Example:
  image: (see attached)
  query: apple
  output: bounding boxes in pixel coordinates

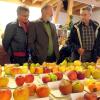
[23,63,28,66]
[36,86,50,98]
[83,69,91,78]
[60,59,67,66]
[88,65,95,73]
[72,81,84,93]
[43,67,51,73]
[0,66,2,76]
[54,72,63,80]
[35,67,43,74]
[59,80,72,95]
[30,66,35,74]
[67,70,77,81]
[10,67,22,77]
[0,77,9,87]
[59,66,66,72]
[15,75,25,86]
[0,88,12,100]
[92,69,100,79]
[13,86,29,100]
[4,64,14,75]
[51,67,59,73]
[49,73,57,81]
[42,75,51,83]
[84,92,97,100]
[77,71,85,80]
[88,82,100,92]
[21,64,28,74]
[26,83,37,96]
[74,60,82,66]
[25,74,34,83]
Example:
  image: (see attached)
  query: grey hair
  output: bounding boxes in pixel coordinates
[17,6,29,15]
[41,4,52,13]
[80,6,92,14]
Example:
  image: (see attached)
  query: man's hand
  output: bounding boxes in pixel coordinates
[78,48,85,56]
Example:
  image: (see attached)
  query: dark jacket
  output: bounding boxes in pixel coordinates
[28,19,59,64]
[68,20,100,61]
[2,21,28,56]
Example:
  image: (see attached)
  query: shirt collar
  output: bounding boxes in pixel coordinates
[81,20,92,26]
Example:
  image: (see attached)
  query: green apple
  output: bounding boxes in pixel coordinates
[49,74,57,81]
[23,63,28,66]
[30,63,36,67]
[35,63,40,67]
[72,81,84,93]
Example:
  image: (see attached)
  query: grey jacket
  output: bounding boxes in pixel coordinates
[2,21,28,56]
[28,19,59,63]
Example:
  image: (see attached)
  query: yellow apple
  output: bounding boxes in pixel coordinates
[30,66,35,74]
[0,77,9,87]
[59,66,66,72]
[13,86,29,100]
[92,69,100,79]
[74,60,82,66]
[0,66,2,76]
[21,66,28,74]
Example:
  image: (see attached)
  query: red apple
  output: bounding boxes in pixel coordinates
[59,80,72,95]
[36,86,50,98]
[26,83,37,96]
[25,74,34,83]
[43,67,51,73]
[15,75,25,86]
[77,71,85,80]
[55,72,63,80]
[42,75,51,83]
[0,88,12,100]
[84,92,97,100]
[67,70,77,81]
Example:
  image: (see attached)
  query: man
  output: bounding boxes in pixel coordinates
[2,6,29,65]
[28,4,59,64]
[68,6,100,62]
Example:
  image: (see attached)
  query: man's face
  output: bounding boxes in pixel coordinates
[18,10,29,23]
[80,10,91,22]
[45,6,53,18]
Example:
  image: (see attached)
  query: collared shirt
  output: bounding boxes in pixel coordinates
[19,21,29,33]
[81,21,95,50]
[43,21,54,57]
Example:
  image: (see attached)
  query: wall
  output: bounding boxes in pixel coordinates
[57,10,100,25]
[92,10,100,24]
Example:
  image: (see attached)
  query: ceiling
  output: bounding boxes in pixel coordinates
[0,0,100,15]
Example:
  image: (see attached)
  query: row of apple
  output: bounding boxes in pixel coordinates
[0,84,50,100]
[59,80,98,100]
[3,64,100,79]
[0,73,100,100]
[0,82,98,100]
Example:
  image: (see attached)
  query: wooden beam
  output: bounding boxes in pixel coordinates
[41,0,51,7]
[66,0,74,26]
[74,0,100,7]
[73,4,86,11]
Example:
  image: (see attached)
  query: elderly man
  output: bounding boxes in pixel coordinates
[2,6,29,65]
[68,6,100,62]
[28,4,59,64]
